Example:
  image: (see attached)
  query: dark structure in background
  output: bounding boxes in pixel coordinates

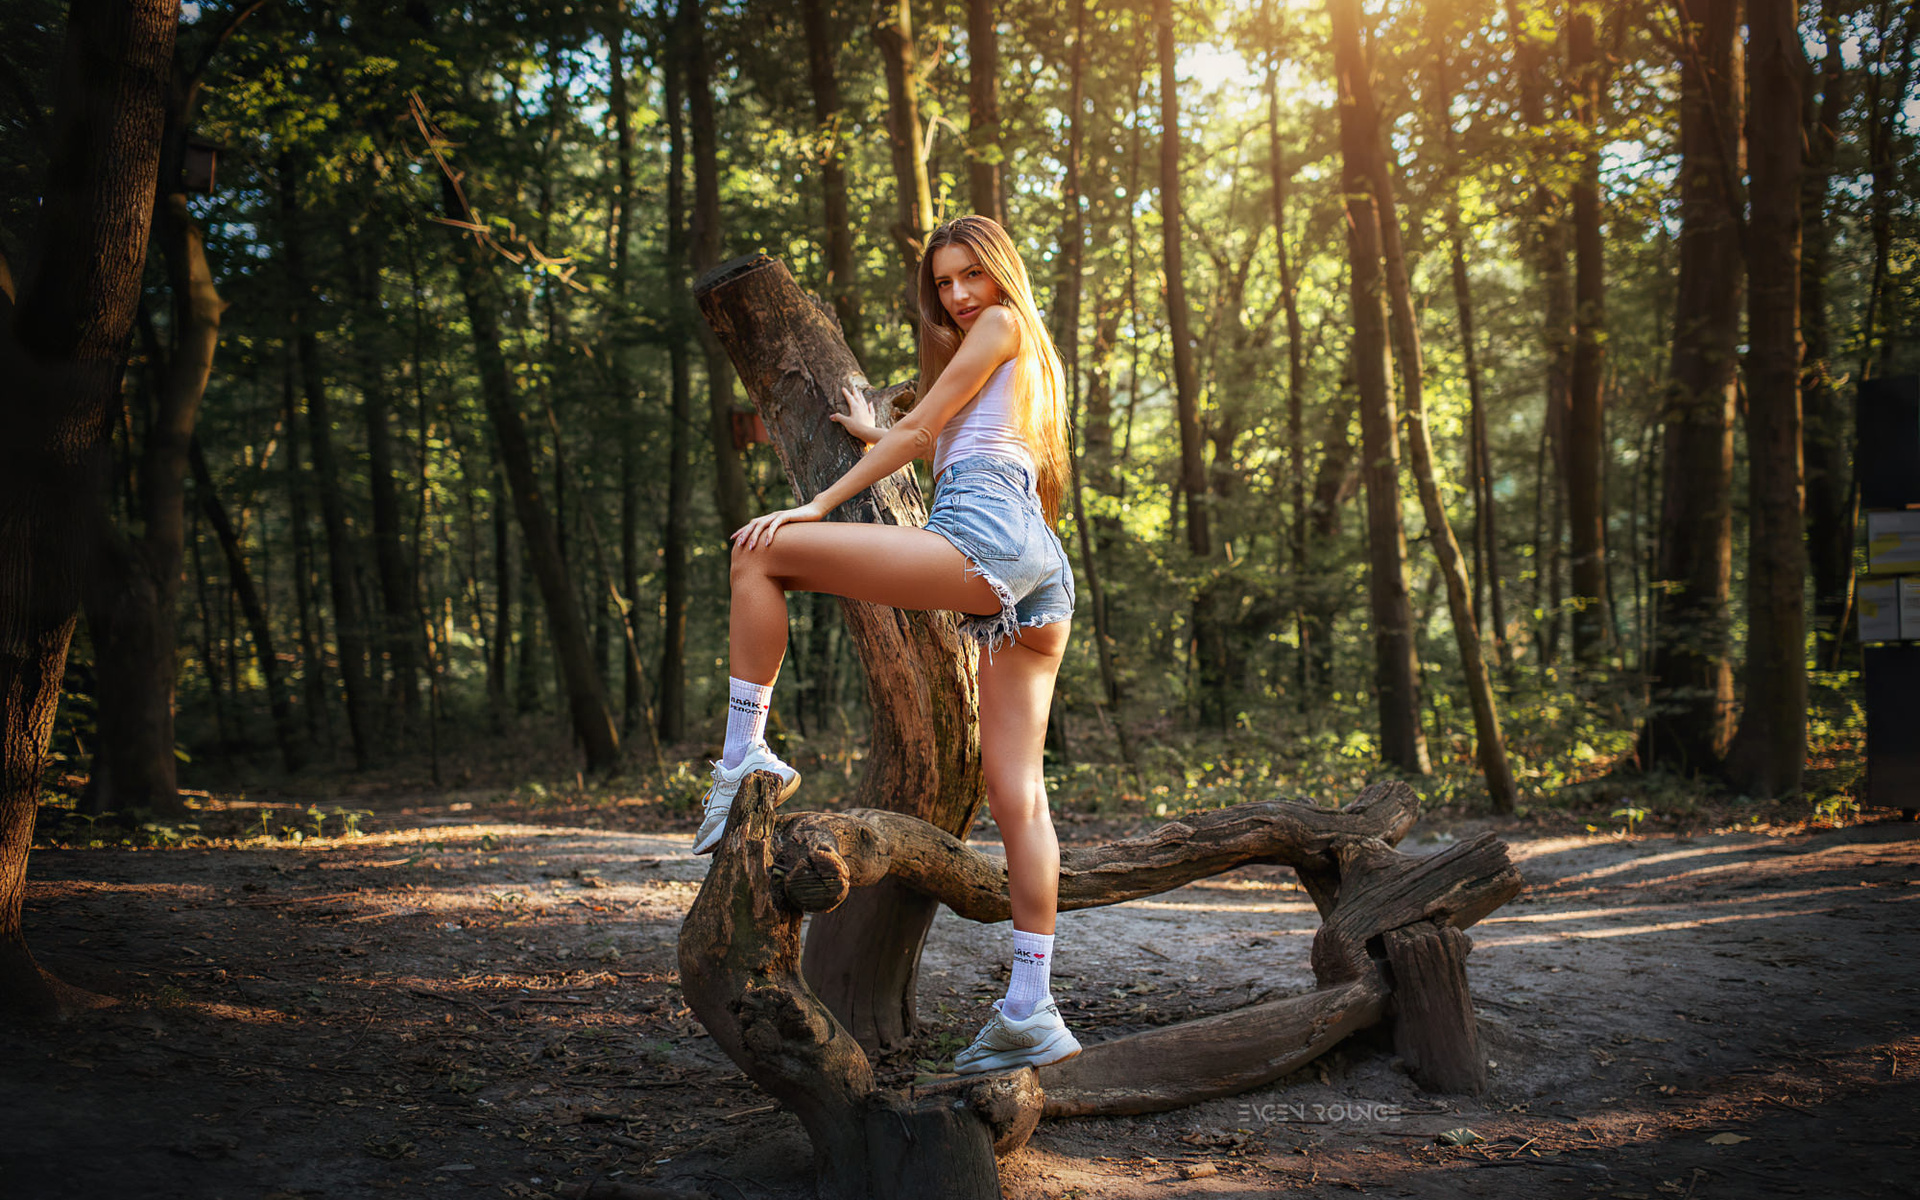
[1858,375,1920,817]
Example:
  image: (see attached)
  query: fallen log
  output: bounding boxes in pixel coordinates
[677,771,1524,1195]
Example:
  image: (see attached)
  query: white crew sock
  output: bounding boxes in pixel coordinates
[722,676,775,768]
[1003,929,1055,1020]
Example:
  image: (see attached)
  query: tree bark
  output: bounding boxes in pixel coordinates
[0,0,178,1018]
[681,0,751,539]
[1566,3,1611,666]
[606,8,646,734]
[966,0,1004,227]
[696,254,986,1052]
[442,177,622,773]
[1725,0,1807,798]
[1328,0,1429,775]
[1156,0,1210,560]
[874,0,935,295]
[1268,49,1313,696]
[1641,0,1742,775]
[280,156,378,770]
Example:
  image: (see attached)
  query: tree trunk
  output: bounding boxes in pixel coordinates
[606,11,645,734]
[800,0,864,361]
[280,156,378,770]
[696,254,986,1052]
[1328,0,1429,776]
[488,485,510,720]
[1302,374,1358,698]
[442,177,622,773]
[1641,0,1742,775]
[86,189,223,817]
[682,0,752,539]
[0,0,178,1018]
[1351,14,1514,810]
[1423,14,1512,677]
[659,7,693,743]
[1268,50,1312,698]
[1157,0,1210,560]
[874,0,935,293]
[191,440,300,772]
[1800,2,1850,664]
[966,0,1004,228]
[1566,4,1611,667]
[349,251,423,735]
[1725,0,1807,798]
[284,347,328,748]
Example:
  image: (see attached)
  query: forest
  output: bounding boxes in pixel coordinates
[3,1,1918,1196]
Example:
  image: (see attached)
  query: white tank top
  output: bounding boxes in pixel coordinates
[931,357,1035,481]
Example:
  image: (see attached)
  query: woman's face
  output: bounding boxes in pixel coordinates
[930,243,1004,333]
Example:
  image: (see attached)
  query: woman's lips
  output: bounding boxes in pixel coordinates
[956,305,978,318]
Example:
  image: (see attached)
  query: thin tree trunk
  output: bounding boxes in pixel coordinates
[800,0,864,360]
[1566,3,1611,667]
[442,177,622,772]
[606,8,645,733]
[683,0,752,538]
[1157,0,1210,560]
[1425,4,1510,677]
[1354,13,1513,809]
[1268,45,1312,699]
[875,0,935,294]
[349,251,422,735]
[1801,1,1850,663]
[660,6,693,743]
[1641,0,1742,775]
[281,157,378,770]
[284,347,326,747]
[1328,0,1429,776]
[0,0,178,1018]
[966,0,1004,227]
[1725,0,1807,798]
[192,440,300,771]
[488,484,510,720]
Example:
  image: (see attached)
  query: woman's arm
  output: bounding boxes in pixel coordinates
[808,307,1019,514]
[827,387,889,447]
[732,307,1019,549]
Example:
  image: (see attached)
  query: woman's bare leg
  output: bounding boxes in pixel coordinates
[728,522,1002,684]
[977,620,1070,934]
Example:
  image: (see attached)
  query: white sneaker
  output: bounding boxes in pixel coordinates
[691,743,800,855]
[952,996,1082,1074]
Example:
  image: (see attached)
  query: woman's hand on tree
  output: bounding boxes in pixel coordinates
[828,385,881,444]
[731,498,828,551]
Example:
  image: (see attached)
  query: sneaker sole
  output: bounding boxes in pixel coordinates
[691,767,802,855]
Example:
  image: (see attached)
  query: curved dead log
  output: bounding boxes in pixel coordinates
[1310,832,1522,984]
[677,772,1014,1199]
[772,780,1421,919]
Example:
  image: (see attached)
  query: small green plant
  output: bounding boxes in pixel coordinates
[304,805,330,838]
[255,808,277,839]
[1611,805,1649,834]
[334,807,374,837]
[1813,795,1858,824]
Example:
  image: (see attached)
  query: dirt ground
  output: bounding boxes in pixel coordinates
[4,787,1919,1200]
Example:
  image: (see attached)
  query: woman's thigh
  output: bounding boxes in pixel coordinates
[733,521,1003,616]
[976,622,1070,799]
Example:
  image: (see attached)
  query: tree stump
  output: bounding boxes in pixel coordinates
[1382,921,1485,1094]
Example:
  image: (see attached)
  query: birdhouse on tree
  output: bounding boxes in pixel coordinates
[182,136,224,195]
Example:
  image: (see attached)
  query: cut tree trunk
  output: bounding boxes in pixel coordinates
[676,774,1521,1193]
[695,254,985,1051]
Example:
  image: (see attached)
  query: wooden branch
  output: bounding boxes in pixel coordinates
[771,781,1421,919]
[1311,832,1523,985]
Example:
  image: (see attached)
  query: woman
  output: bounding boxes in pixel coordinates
[696,215,1082,1074]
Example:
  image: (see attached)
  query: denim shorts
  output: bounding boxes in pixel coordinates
[922,454,1077,660]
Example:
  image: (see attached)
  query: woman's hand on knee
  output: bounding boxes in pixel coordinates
[732,498,828,552]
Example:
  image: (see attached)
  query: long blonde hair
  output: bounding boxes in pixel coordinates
[915,216,1071,525]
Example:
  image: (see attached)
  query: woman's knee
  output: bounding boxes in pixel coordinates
[986,774,1049,827]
